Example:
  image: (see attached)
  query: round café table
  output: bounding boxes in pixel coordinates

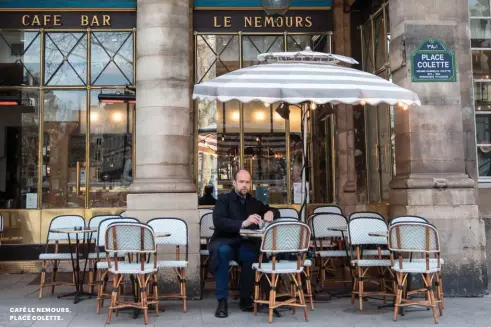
[49,227,96,304]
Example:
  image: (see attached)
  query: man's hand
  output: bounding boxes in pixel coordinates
[264,211,274,222]
[242,214,261,228]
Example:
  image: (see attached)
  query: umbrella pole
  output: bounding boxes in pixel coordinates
[301,103,309,221]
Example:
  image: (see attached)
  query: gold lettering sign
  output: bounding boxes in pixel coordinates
[239,15,314,29]
[21,14,112,27]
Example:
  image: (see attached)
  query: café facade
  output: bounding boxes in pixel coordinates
[0,0,488,298]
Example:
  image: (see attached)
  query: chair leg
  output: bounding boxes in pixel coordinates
[39,261,47,299]
[291,277,296,314]
[358,267,364,311]
[351,276,358,305]
[436,272,444,312]
[181,268,187,313]
[96,269,103,314]
[51,260,59,295]
[153,273,160,317]
[253,271,260,316]
[138,274,149,325]
[88,260,95,294]
[425,273,439,324]
[106,273,119,325]
[268,274,277,324]
[393,272,404,322]
[296,272,308,322]
[305,267,314,311]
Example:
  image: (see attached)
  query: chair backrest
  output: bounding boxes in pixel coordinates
[199,208,213,219]
[388,222,440,253]
[47,215,86,241]
[349,211,385,221]
[105,222,156,253]
[119,211,128,217]
[277,208,299,220]
[261,221,311,253]
[310,213,348,239]
[348,217,388,246]
[313,205,342,215]
[88,215,121,240]
[200,212,214,239]
[97,217,139,248]
[148,218,188,246]
[390,216,429,225]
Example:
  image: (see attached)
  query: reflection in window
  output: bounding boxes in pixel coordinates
[476,113,491,178]
[469,0,491,16]
[89,90,133,207]
[44,33,87,86]
[243,101,287,204]
[0,90,39,209]
[242,36,284,67]
[286,34,330,52]
[91,32,133,85]
[196,35,239,83]
[0,31,40,86]
[42,90,86,208]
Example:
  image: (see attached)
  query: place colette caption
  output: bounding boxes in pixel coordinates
[9,307,70,321]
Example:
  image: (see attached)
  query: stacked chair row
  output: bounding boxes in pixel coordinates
[38,214,189,325]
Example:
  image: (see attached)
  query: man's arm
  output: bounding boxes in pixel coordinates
[258,201,280,219]
[213,197,243,233]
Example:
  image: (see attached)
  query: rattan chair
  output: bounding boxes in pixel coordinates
[38,215,86,299]
[105,222,158,325]
[388,222,443,323]
[310,213,350,288]
[313,205,342,215]
[277,208,300,220]
[252,221,311,323]
[148,218,189,312]
[87,215,121,294]
[348,217,393,311]
[93,217,139,314]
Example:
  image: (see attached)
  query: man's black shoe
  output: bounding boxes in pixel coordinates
[215,300,228,318]
[240,297,254,312]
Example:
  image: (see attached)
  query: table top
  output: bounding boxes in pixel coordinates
[368,231,388,237]
[155,233,171,238]
[240,229,264,238]
[50,228,97,234]
[328,226,348,232]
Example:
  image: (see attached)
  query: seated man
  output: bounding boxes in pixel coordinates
[209,169,279,318]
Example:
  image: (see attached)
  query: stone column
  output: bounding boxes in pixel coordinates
[126,0,200,298]
[333,0,358,215]
[388,0,487,296]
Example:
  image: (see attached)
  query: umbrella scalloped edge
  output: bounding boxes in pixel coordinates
[192,94,422,107]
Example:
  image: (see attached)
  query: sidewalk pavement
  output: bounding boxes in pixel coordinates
[0,273,489,327]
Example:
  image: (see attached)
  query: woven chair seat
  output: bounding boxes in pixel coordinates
[157,260,188,268]
[39,253,82,260]
[351,259,392,267]
[316,250,348,257]
[392,260,440,273]
[200,249,209,256]
[362,249,391,256]
[409,258,444,265]
[253,262,304,274]
[108,262,158,274]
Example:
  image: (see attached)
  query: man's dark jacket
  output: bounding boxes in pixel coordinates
[208,191,280,272]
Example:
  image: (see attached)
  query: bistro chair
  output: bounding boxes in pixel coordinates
[348,217,393,311]
[349,211,385,221]
[277,208,300,220]
[148,218,189,312]
[310,213,350,288]
[388,222,443,323]
[93,217,139,313]
[199,208,213,219]
[252,221,311,323]
[105,222,159,325]
[119,211,128,217]
[390,215,429,225]
[38,215,86,299]
[313,205,342,215]
[389,216,444,310]
[87,215,121,294]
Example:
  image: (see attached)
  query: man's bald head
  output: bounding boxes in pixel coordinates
[234,169,252,196]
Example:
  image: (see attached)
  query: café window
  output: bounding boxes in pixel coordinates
[195,31,332,204]
[0,24,135,209]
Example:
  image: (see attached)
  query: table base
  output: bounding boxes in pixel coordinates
[57,291,96,304]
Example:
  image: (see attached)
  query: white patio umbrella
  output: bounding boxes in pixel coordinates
[193,47,421,219]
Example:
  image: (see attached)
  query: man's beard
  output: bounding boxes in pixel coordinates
[236,188,248,196]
